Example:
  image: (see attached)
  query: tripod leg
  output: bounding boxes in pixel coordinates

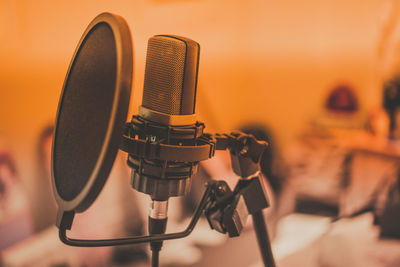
[252,211,276,267]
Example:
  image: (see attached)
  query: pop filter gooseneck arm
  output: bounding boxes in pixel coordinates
[57,183,213,246]
[57,131,276,267]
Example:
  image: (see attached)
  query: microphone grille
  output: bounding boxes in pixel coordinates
[142,35,199,116]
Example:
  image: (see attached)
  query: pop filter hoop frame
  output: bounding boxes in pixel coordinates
[51,12,133,213]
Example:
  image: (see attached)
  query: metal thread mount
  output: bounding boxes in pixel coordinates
[130,170,192,200]
[149,200,169,219]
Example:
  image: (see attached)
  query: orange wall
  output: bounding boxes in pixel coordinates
[0,0,389,190]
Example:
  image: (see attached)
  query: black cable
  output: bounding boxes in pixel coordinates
[252,211,276,267]
[151,249,159,267]
[148,217,167,267]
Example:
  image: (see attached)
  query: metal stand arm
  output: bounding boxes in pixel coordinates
[212,132,276,267]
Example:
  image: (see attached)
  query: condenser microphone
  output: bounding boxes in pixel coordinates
[122,35,212,264]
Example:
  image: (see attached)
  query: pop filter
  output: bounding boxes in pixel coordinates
[51,12,133,213]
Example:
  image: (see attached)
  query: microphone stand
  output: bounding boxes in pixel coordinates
[253,210,275,267]
[56,131,276,267]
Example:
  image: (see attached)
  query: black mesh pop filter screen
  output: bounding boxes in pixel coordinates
[54,23,116,202]
[52,13,133,212]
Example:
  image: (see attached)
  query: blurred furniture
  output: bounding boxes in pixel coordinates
[0,148,34,251]
[0,213,32,250]
[286,129,400,218]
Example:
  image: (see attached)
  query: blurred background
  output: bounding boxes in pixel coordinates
[2,0,400,266]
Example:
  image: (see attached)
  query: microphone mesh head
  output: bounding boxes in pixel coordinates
[142,35,199,115]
